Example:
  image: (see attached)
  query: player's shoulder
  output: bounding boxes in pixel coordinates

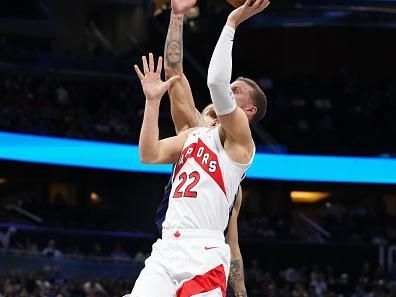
[178,127,199,137]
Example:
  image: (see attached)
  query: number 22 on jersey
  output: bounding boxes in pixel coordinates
[173,171,200,198]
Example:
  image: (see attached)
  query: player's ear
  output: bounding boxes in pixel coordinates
[246,105,257,118]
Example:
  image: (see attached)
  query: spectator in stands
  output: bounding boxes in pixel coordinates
[42,240,62,258]
[133,251,148,263]
[83,279,107,297]
[291,282,309,297]
[310,272,327,297]
[110,242,129,260]
[2,278,15,297]
[49,267,64,287]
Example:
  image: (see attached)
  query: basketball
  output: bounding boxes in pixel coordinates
[226,0,255,8]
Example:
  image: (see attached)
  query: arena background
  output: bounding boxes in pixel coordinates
[1,0,396,296]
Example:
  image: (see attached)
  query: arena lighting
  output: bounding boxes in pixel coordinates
[290,191,330,203]
[0,131,396,184]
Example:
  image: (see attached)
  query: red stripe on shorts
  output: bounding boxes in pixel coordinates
[176,264,226,297]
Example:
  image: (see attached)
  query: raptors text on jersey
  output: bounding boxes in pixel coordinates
[162,127,255,232]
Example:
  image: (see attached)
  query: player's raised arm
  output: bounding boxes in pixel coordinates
[164,0,202,134]
[207,0,269,161]
[135,53,189,164]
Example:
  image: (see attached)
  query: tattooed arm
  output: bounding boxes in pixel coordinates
[226,187,247,297]
[164,0,202,134]
[164,11,184,74]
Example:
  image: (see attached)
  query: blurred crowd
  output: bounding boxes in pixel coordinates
[0,72,142,144]
[4,195,396,247]
[322,203,396,245]
[0,67,395,156]
[0,31,135,74]
[0,268,131,297]
[3,234,149,263]
[261,71,396,155]
[1,5,396,157]
[2,261,396,297]
[236,204,396,244]
[0,69,186,144]
[244,260,396,297]
[1,203,396,264]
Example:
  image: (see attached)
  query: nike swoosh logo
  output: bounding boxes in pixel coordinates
[204,246,218,250]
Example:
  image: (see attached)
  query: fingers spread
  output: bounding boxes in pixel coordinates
[244,0,254,7]
[142,56,149,74]
[156,56,163,74]
[134,65,144,80]
[149,53,155,72]
[259,0,270,11]
[252,0,265,9]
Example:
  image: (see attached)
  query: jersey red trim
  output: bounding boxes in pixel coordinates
[173,138,226,196]
[176,264,226,297]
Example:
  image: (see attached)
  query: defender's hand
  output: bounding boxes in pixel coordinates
[227,0,270,28]
[134,53,180,101]
[171,0,197,14]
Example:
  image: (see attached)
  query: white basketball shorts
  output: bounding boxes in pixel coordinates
[130,229,231,297]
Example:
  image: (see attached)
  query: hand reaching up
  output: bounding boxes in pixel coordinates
[171,0,197,14]
[227,0,270,29]
[134,53,180,101]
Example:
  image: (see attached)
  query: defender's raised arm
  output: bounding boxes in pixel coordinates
[135,53,189,164]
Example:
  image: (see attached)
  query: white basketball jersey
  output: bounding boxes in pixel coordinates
[162,126,255,232]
